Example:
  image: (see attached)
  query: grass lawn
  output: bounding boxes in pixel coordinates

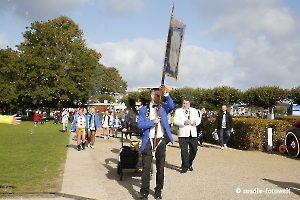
[0,121,69,197]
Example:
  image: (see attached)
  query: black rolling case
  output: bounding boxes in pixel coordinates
[117,130,143,181]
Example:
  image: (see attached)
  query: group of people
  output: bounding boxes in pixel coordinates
[0,84,234,200]
[133,85,234,199]
[102,110,122,139]
[70,107,101,151]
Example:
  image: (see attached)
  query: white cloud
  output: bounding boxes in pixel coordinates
[194,0,300,90]
[88,38,234,91]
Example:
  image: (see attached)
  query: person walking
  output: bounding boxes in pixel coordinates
[33,111,40,126]
[61,109,69,132]
[214,105,234,150]
[135,85,174,200]
[122,99,143,139]
[102,111,110,139]
[108,111,115,137]
[112,115,122,138]
[174,99,201,173]
[70,109,87,151]
[86,107,100,148]
[197,106,208,147]
[41,111,47,124]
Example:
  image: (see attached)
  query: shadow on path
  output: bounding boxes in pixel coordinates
[263,178,300,196]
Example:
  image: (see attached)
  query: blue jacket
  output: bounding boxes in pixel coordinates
[70,113,88,132]
[112,118,122,128]
[86,113,101,130]
[138,94,174,151]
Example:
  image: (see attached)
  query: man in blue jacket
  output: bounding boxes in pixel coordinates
[135,85,174,200]
[86,107,100,149]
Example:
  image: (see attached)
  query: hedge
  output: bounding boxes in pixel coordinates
[170,116,300,151]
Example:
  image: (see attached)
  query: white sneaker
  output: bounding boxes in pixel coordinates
[221,147,224,150]
[224,144,227,149]
[91,145,94,149]
[87,143,91,148]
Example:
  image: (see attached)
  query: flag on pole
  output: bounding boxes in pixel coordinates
[164,8,186,81]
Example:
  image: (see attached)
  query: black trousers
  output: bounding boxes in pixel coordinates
[178,136,198,171]
[140,138,166,196]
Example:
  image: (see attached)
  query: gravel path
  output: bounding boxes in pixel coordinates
[3,128,300,199]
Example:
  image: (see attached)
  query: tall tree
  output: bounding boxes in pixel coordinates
[88,64,127,97]
[16,16,102,107]
[0,48,20,112]
[206,86,241,110]
[289,86,300,104]
[243,86,289,109]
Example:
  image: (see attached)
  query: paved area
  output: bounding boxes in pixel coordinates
[2,128,300,199]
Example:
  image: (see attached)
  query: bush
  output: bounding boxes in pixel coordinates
[203,118,294,151]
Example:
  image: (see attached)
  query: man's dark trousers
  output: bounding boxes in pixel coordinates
[179,136,198,171]
[140,138,166,197]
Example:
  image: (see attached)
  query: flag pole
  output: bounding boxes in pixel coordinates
[161,3,174,86]
[152,4,174,154]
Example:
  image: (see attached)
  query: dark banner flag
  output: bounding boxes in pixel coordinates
[164,10,186,80]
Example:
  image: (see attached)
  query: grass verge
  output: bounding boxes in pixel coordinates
[0,121,69,197]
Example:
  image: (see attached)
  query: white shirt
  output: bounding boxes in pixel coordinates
[149,103,164,139]
[76,115,86,129]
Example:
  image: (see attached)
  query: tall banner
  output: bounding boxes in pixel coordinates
[164,7,186,81]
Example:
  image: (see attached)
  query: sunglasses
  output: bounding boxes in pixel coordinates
[135,104,141,107]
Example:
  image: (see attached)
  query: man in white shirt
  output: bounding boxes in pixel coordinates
[174,99,201,173]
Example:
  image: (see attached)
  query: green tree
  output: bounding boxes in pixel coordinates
[0,48,20,113]
[16,16,102,108]
[88,64,127,98]
[289,86,300,104]
[169,87,196,109]
[206,86,241,110]
[243,86,289,110]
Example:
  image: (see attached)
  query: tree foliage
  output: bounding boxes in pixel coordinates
[289,86,300,104]
[16,16,102,107]
[243,86,288,109]
[0,48,20,112]
[123,86,289,112]
[89,64,127,96]
[206,86,242,110]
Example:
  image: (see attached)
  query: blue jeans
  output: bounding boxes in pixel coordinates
[219,128,230,147]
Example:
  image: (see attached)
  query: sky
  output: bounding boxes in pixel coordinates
[0,0,300,92]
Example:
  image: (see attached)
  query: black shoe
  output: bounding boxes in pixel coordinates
[135,191,148,200]
[189,166,194,171]
[77,145,81,151]
[154,193,162,199]
[181,169,188,173]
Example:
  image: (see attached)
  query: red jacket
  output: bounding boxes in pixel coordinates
[34,113,40,122]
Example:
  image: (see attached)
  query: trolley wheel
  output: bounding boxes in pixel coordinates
[285,128,300,157]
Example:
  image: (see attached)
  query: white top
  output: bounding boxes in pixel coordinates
[76,116,86,129]
[174,107,201,137]
[149,103,164,139]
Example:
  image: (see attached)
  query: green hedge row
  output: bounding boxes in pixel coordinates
[170,116,300,151]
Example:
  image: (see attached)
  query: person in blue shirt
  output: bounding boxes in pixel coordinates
[135,85,174,200]
[86,107,100,149]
